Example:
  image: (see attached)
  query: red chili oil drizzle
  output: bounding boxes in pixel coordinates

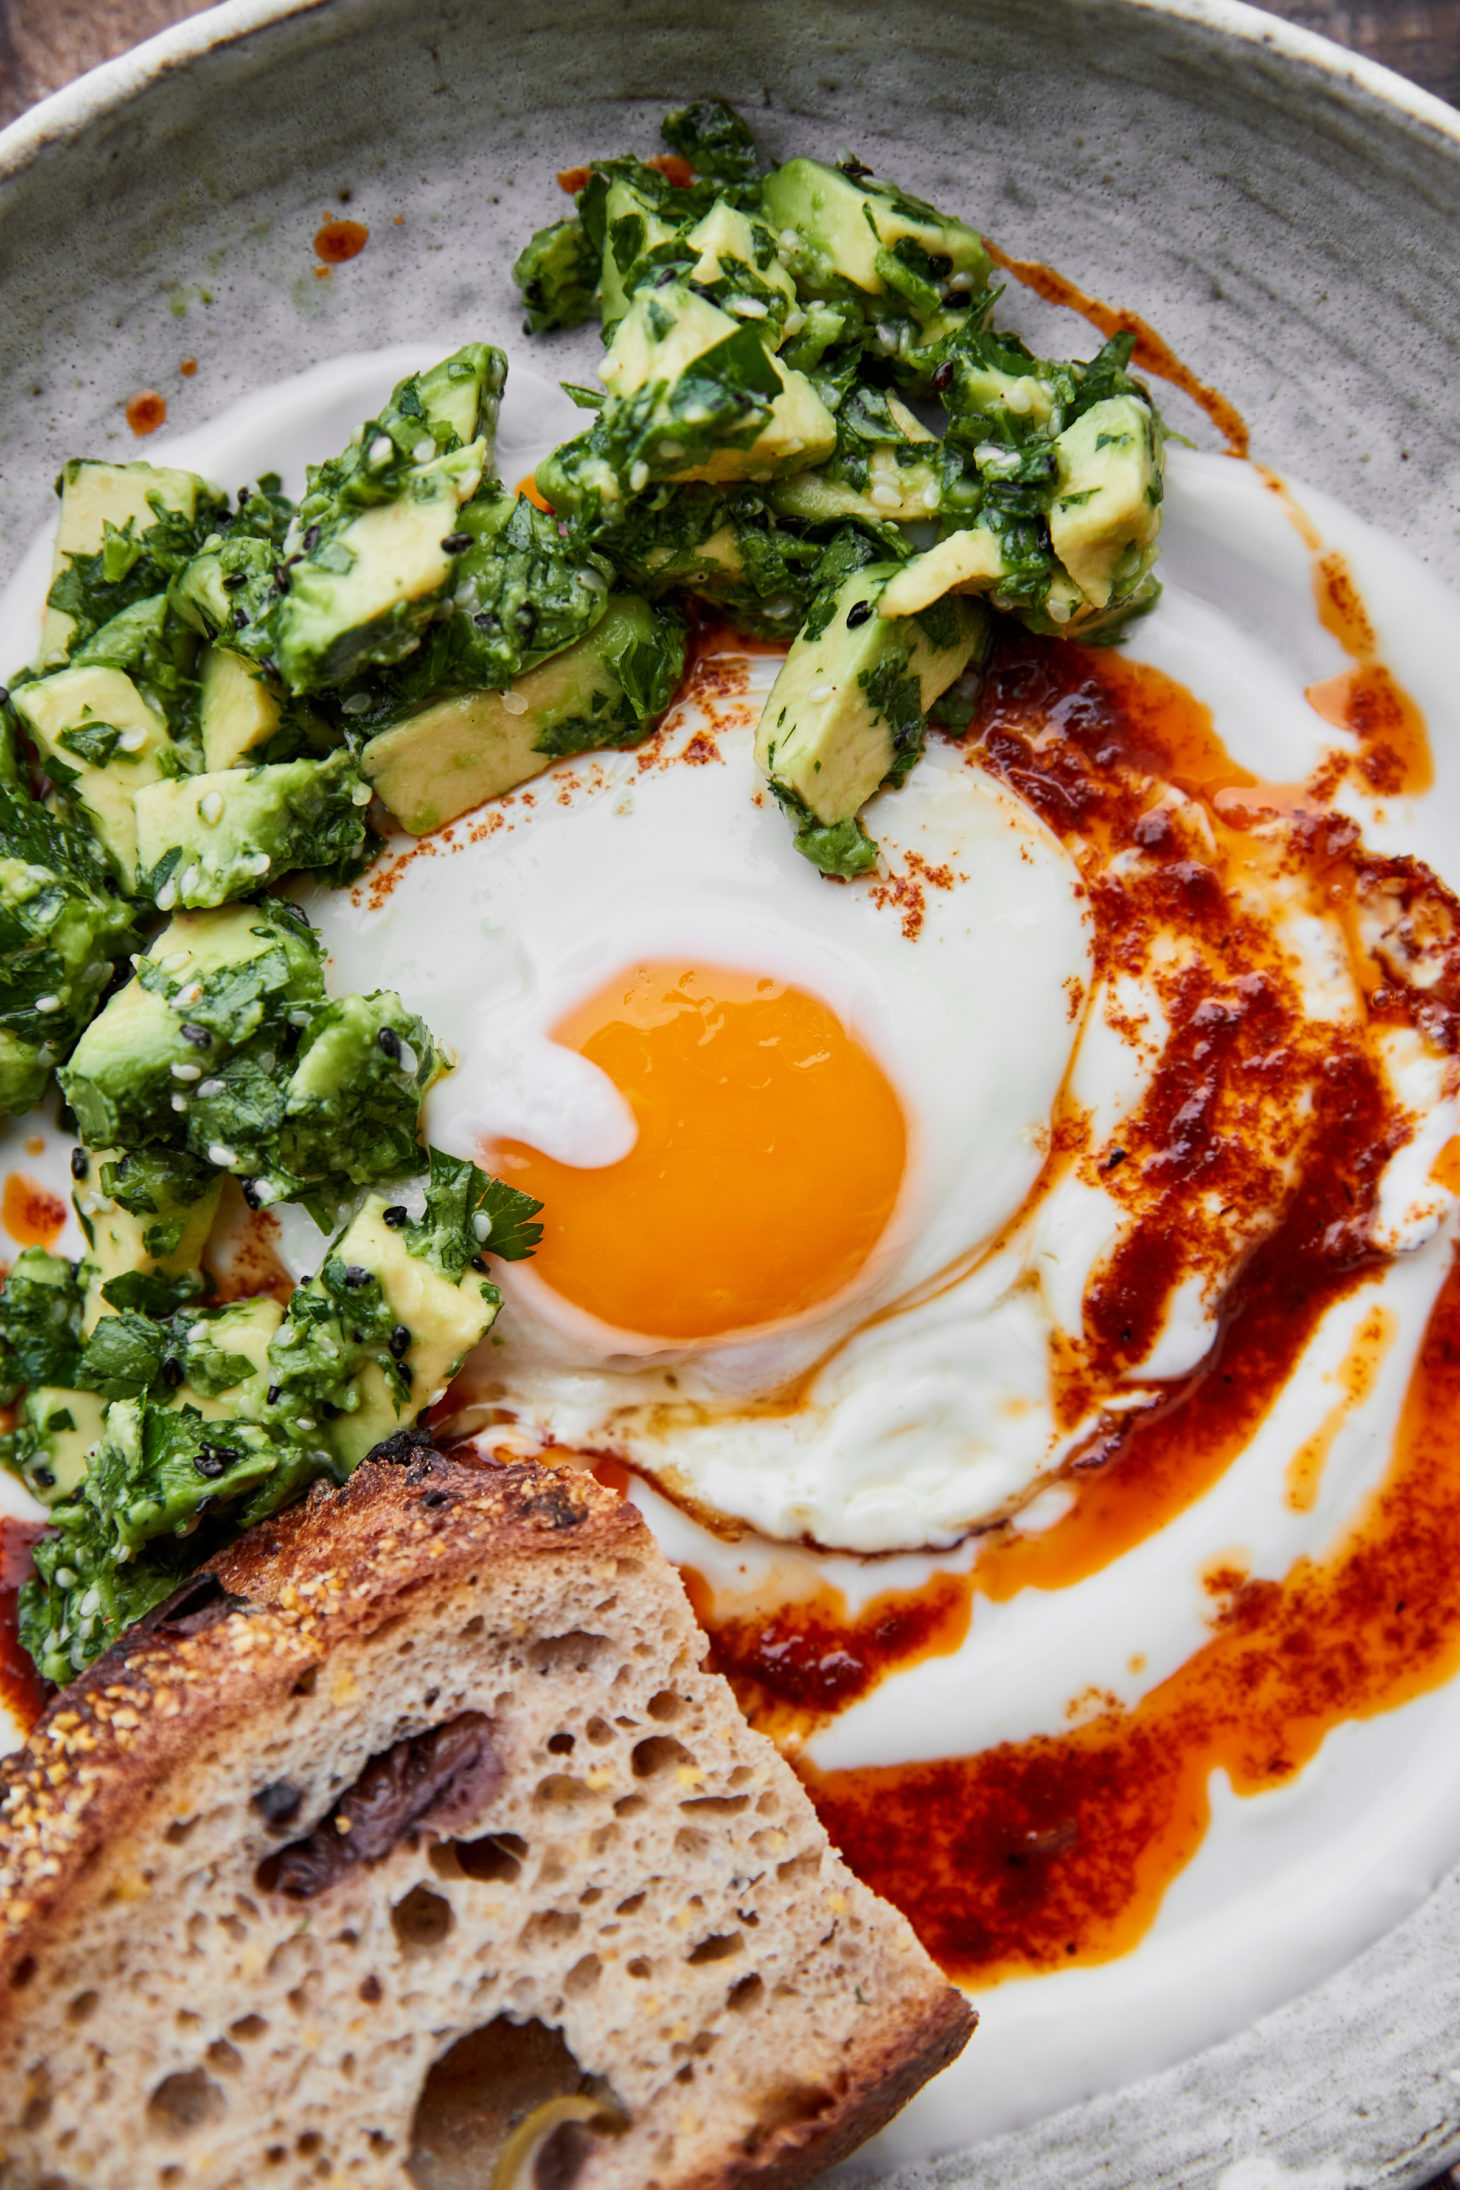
[314,218,369,265]
[1,1174,66,1250]
[0,1523,49,1733]
[800,1244,1460,1984]
[984,241,1250,460]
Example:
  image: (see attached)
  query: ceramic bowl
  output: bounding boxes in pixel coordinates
[1,2,1458,2182]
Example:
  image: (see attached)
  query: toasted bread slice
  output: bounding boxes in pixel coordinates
[0,1449,973,2188]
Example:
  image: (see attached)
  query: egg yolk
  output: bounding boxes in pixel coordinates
[493,962,907,1341]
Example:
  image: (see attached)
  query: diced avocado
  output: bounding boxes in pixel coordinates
[878,525,1010,616]
[513,218,600,334]
[756,562,987,829]
[73,1145,223,1329]
[170,1295,284,1422]
[41,459,219,668]
[60,900,324,1152]
[597,172,688,332]
[274,442,485,692]
[267,1193,502,1472]
[0,785,137,1114]
[134,751,371,909]
[760,158,991,315]
[248,989,442,1217]
[199,647,284,770]
[0,1247,85,1402]
[681,201,797,345]
[362,593,685,834]
[12,1386,107,1502]
[1048,395,1163,613]
[414,344,504,450]
[170,533,280,668]
[771,389,941,525]
[11,664,172,885]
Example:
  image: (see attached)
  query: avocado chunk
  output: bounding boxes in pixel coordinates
[679,200,798,348]
[770,386,941,525]
[761,157,991,319]
[275,442,487,692]
[133,751,371,909]
[40,458,225,669]
[591,165,700,333]
[199,647,284,770]
[60,900,325,1154]
[756,561,989,863]
[0,783,137,1115]
[362,593,685,834]
[257,347,503,694]
[6,1385,108,1504]
[1048,395,1164,613]
[0,1247,85,1401]
[11,664,174,885]
[592,283,837,490]
[245,989,442,1221]
[265,1153,538,1472]
[513,217,600,334]
[73,1145,224,1328]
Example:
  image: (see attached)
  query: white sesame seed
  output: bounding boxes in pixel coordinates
[578,567,606,591]
[244,851,272,876]
[471,1211,493,1242]
[628,461,650,493]
[500,690,529,717]
[657,440,685,461]
[175,981,203,1006]
[77,1588,99,1618]
[171,1063,201,1083]
[412,438,435,461]
[198,790,225,825]
[34,993,60,1013]
[180,864,201,896]
[869,481,902,510]
[921,480,942,510]
[171,1094,190,1113]
[155,879,178,912]
[295,1417,317,1431]
[368,433,393,465]
[350,781,372,806]
[116,727,147,753]
[780,228,800,251]
[197,1078,225,1097]
[53,1567,77,1591]
[728,296,767,319]
[808,681,836,704]
[947,270,975,292]
[397,1040,418,1077]
[341,692,372,715]
[207,1143,238,1168]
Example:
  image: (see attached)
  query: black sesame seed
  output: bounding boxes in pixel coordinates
[162,1359,184,1389]
[33,1466,54,1490]
[231,607,249,629]
[472,611,498,630]
[470,1255,487,1274]
[838,155,873,180]
[381,1205,408,1229]
[439,531,472,553]
[179,1022,211,1047]
[319,1400,342,1420]
[342,1264,370,1288]
[846,600,873,629]
[514,603,537,639]
[193,1445,237,1480]
[303,524,321,552]
[388,1324,410,1359]
[69,1148,88,1180]
[273,564,292,594]
[241,1180,262,1211]
[397,1362,414,1388]
[266,1385,282,1405]
[376,1025,402,1061]
[221,570,247,590]
[277,901,312,927]
[932,361,955,393]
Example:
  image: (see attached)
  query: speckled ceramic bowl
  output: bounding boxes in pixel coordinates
[1,3,1459,2183]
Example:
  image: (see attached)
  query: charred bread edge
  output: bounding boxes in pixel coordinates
[0,1449,976,2185]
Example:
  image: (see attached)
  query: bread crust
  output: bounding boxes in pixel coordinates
[0,1449,974,2188]
[0,1452,632,1996]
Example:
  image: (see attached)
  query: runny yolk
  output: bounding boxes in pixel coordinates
[492,962,908,1342]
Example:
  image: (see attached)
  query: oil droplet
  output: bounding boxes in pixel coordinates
[180,357,198,378]
[314,217,369,265]
[125,390,167,436]
[2,1173,66,1248]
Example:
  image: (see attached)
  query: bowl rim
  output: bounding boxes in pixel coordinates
[1,0,1458,189]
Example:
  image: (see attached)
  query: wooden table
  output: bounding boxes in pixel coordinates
[1,0,1458,125]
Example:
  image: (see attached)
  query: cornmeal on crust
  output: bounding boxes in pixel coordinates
[0,1449,973,2189]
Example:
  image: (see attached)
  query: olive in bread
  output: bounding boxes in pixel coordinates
[0,1449,973,2188]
